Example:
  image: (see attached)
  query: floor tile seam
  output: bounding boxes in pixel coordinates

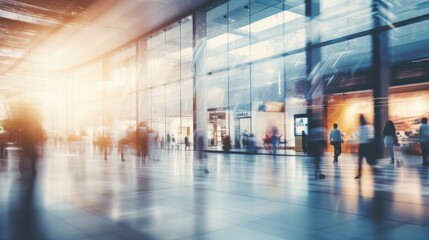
[235,218,350,240]
[358,224,407,240]
[183,187,429,224]
[315,215,404,233]
[33,172,429,209]
[47,200,147,238]
[298,188,429,208]
[241,212,421,239]
[164,186,344,216]
[173,224,288,240]
[40,210,92,238]
[360,221,429,238]
[311,209,428,228]
[406,217,429,228]
[39,162,428,178]
[41,186,150,226]
[168,182,425,210]
[183,180,429,208]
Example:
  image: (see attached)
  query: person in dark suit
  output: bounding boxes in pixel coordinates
[302,131,308,154]
[309,121,326,179]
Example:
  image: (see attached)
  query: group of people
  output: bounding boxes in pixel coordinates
[121,122,193,161]
[310,115,429,180]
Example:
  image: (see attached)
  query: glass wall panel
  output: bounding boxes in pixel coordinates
[151,86,165,137]
[285,52,307,149]
[320,36,372,91]
[389,0,429,22]
[148,32,166,87]
[206,3,229,72]
[284,1,305,52]
[166,82,181,146]
[139,16,194,149]
[318,0,372,41]
[181,18,194,80]
[251,58,285,148]
[181,79,193,146]
[181,17,194,147]
[228,0,250,66]
[390,20,429,64]
[229,65,250,149]
[67,61,104,149]
[206,71,228,109]
[250,1,284,61]
[105,45,137,145]
[165,23,181,84]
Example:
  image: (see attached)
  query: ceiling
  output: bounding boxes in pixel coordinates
[0,0,210,93]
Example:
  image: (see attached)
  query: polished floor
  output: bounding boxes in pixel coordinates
[1,145,429,240]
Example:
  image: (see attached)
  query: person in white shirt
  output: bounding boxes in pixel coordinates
[355,114,374,179]
[330,123,342,163]
[419,117,429,166]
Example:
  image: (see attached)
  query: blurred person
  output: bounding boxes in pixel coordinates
[160,136,165,149]
[302,131,308,154]
[118,139,126,161]
[9,105,45,174]
[195,130,209,174]
[10,162,40,240]
[355,114,375,179]
[148,129,159,161]
[419,117,429,166]
[383,120,398,164]
[263,134,271,150]
[270,124,280,156]
[309,121,326,179]
[246,133,257,153]
[166,133,171,150]
[242,130,249,149]
[330,123,342,163]
[172,134,176,150]
[0,129,9,158]
[118,131,131,161]
[137,122,149,160]
[100,134,112,161]
[184,135,190,151]
[222,135,232,152]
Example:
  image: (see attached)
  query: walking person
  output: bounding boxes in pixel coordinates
[330,123,342,163]
[270,124,280,156]
[172,135,176,150]
[302,131,308,154]
[184,135,190,151]
[309,121,326,179]
[383,120,398,164]
[166,133,171,150]
[138,122,149,160]
[195,130,209,174]
[419,117,429,166]
[355,114,374,179]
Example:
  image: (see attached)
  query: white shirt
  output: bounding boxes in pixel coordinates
[359,124,374,144]
[330,129,342,142]
[420,124,429,142]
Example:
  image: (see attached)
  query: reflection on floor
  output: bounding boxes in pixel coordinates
[1,146,429,240]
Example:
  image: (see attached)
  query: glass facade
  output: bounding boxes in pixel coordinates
[62,0,429,154]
